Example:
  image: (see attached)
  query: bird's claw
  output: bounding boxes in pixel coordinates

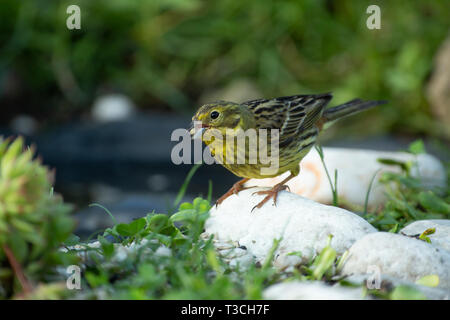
[251,185,289,212]
[215,179,254,208]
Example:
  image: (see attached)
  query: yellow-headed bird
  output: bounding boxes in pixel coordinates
[190,93,386,210]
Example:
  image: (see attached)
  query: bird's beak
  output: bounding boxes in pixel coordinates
[189,122,209,140]
[191,127,205,140]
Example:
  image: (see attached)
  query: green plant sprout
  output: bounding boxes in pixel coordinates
[364,169,382,215]
[315,144,339,207]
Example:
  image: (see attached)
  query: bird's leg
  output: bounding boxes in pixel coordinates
[216,178,255,207]
[251,173,296,211]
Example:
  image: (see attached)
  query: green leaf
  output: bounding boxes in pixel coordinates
[377,158,408,172]
[377,213,401,226]
[390,285,427,300]
[408,140,426,155]
[312,246,336,280]
[169,209,197,223]
[64,234,81,246]
[311,236,336,280]
[189,197,211,214]
[418,191,450,214]
[99,236,114,258]
[388,224,399,233]
[8,232,28,263]
[116,218,147,237]
[115,224,132,237]
[0,267,12,278]
[130,218,146,233]
[152,233,173,247]
[52,215,75,241]
[22,231,44,246]
[287,251,303,257]
[148,214,170,233]
[10,218,34,234]
[206,249,222,274]
[415,275,439,287]
[85,271,108,288]
[179,202,193,211]
[1,138,23,177]
[419,228,435,243]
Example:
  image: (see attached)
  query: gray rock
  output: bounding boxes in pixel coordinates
[245,148,447,209]
[343,274,450,300]
[204,188,376,269]
[200,237,256,269]
[400,220,450,252]
[340,232,450,289]
[92,94,136,122]
[263,281,367,300]
[10,115,38,135]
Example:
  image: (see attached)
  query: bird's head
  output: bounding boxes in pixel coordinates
[190,101,252,140]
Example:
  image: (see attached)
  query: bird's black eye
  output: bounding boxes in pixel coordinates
[210,111,220,119]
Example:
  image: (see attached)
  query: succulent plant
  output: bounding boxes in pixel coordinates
[0,136,77,298]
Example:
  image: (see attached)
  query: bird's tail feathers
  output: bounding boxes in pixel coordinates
[322,99,387,122]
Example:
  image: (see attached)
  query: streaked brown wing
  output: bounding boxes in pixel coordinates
[243,93,332,138]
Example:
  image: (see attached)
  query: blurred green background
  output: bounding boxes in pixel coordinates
[1,0,449,139]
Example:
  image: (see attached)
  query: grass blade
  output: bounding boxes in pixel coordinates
[173,164,202,209]
[89,203,117,225]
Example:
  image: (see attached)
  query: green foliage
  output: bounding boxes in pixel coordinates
[286,235,345,284]
[0,137,77,299]
[309,235,337,281]
[67,197,279,299]
[363,141,450,231]
[1,1,448,137]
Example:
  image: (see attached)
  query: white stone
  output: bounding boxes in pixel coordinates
[154,245,172,257]
[92,94,136,122]
[343,274,450,300]
[400,220,450,252]
[204,188,376,269]
[219,246,254,269]
[340,232,450,289]
[245,147,446,209]
[263,281,367,300]
[10,115,38,135]
[113,246,129,262]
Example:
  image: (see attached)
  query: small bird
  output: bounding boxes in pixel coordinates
[190,93,386,210]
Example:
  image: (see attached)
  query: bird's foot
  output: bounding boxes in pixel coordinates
[215,178,254,207]
[251,184,290,212]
